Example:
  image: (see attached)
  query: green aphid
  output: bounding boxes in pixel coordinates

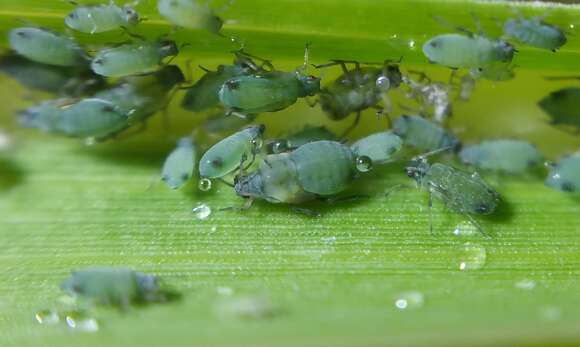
[316,60,402,136]
[199,125,265,179]
[469,62,516,82]
[91,40,178,77]
[60,267,161,308]
[351,131,402,164]
[267,126,337,154]
[157,0,223,34]
[503,14,566,52]
[8,27,86,67]
[545,154,580,194]
[392,115,460,152]
[161,137,196,189]
[65,1,140,34]
[406,155,500,236]
[235,140,365,205]
[538,87,580,132]
[460,140,542,175]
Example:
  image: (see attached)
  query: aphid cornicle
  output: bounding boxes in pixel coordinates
[350,131,402,164]
[157,0,223,34]
[91,40,178,77]
[538,87,580,132]
[234,140,363,205]
[8,27,86,67]
[60,267,160,308]
[161,137,196,189]
[392,115,460,152]
[459,140,542,175]
[65,1,139,34]
[545,154,580,194]
[267,125,337,154]
[503,14,567,52]
[199,125,265,179]
[405,155,500,236]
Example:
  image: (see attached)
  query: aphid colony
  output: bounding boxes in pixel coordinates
[2,1,578,241]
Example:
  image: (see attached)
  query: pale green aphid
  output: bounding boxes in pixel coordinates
[267,126,337,154]
[503,13,566,52]
[8,27,86,67]
[60,267,160,308]
[406,155,500,236]
[460,140,542,175]
[350,131,402,164]
[545,154,580,194]
[91,40,178,77]
[235,140,363,204]
[392,115,460,152]
[199,125,265,179]
[469,62,516,82]
[65,1,139,34]
[161,137,196,189]
[538,87,580,132]
[157,0,223,34]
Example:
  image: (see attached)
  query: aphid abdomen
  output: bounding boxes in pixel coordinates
[545,154,580,194]
[351,131,402,164]
[66,5,123,33]
[291,141,356,195]
[9,28,84,67]
[91,44,160,77]
[59,98,128,139]
[460,140,541,174]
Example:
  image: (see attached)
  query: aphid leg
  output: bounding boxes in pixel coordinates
[384,184,411,198]
[225,110,248,119]
[339,111,361,139]
[407,70,431,83]
[120,26,146,40]
[220,198,254,212]
[66,0,79,5]
[218,178,235,187]
[319,195,369,204]
[463,213,491,239]
[290,206,321,217]
[198,65,210,72]
[234,49,274,72]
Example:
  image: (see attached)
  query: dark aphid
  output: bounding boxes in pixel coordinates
[503,12,567,52]
[406,155,500,236]
[545,154,580,194]
[91,39,178,77]
[460,140,542,175]
[350,131,402,164]
[60,267,162,308]
[403,72,452,123]
[65,1,140,34]
[316,60,402,136]
[157,0,223,34]
[8,27,86,67]
[267,125,337,154]
[392,115,460,152]
[161,137,196,189]
[538,87,580,132]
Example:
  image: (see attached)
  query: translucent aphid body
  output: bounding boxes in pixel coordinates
[65,2,139,34]
[267,126,337,154]
[538,87,580,131]
[403,73,451,123]
[460,140,542,174]
[392,115,460,152]
[503,16,566,51]
[161,137,196,189]
[350,131,402,164]
[157,0,223,34]
[545,154,580,194]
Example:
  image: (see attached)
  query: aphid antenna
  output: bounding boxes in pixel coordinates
[431,15,474,37]
[415,146,454,160]
[120,26,146,40]
[65,0,79,6]
[384,184,412,198]
[233,49,274,72]
[218,178,235,188]
[299,43,312,74]
[543,75,580,81]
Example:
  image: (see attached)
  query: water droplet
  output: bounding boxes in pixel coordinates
[408,39,416,49]
[65,312,99,333]
[198,178,212,191]
[394,291,424,310]
[569,24,575,29]
[376,75,391,91]
[84,137,96,146]
[271,140,289,154]
[210,225,218,233]
[192,203,211,220]
[356,156,373,173]
[458,243,486,271]
[35,309,60,325]
[515,279,536,290]
[251,137,263,152]
[453,221,478,237]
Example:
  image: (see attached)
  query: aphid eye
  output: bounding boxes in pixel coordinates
[475,204,489,213]
[180,173,190,181]
[225,80,240,90]
[16,31,28,38]
[211,158,223,168]
[429,40,440,48]
[161,175,168,182]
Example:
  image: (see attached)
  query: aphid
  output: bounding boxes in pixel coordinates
[403,72,452,123]
[392,115,460,152]
[469,62,515,82]
[503,13,566,51]
[199,125,264,179]
[161,137,196,189]
[350,131,402,164]
[456,73,476,101]
[91,39,178,77]
[65,1,140,34]
[8,27,86,67]
[405,155,500,236]
[267,125,337,154]
[538,87,580,132]
[316,60,402,136]
[459,140,542,175]
[0,53,105,96]
[218,48,320,117]
[157,0,223,34]
[60,267,161,308]
[545,154,580,194]
[182,51,273,113]
[234,140,366,205]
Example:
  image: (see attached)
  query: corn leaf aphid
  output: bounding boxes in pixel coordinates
[65,1,140,34]
[157,0,223,34]
[235,140,365,205]
[267,126,337,154]
[60,267,161,308]
[403,72,451,123]
[469,62,516,82]
[351,131,402,164]
[182,50,273,112]
[545,154,580,194]
[219,48,320,117]
[8,27,86,67]
[199,125,264,179]
[91,40,178,77]
[161,137,196,189]
[503,13,566,52]
[392,115,460,152]
[460,140,542,175]
[406,155,500,236]
[538,87,580,132]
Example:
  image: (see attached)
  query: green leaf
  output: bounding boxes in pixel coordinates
[1,1,580,347]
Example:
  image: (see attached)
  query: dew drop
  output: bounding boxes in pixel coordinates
[453,221,478,237]
[394,291,424,310]
[84,137,96,146]
[198,178,212,191]
[355,156,373,173]
[251,137,264,152]
[192,203,211,220]
[35,309,60,325]
[376,75,391,91]
[458,243,486,271]
[271,140,289,154]
[408,39,416,49]
[514,279,536,290]
[65,312,99,333]
[569,24,575,29]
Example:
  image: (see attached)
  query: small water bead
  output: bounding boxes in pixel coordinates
[355,156,373,173]
[65,312,99,333]
[271,140,289,154]
[376,75,391,92]
[251,137,264,151]
[35,309,60,325]
[198,178,212,191]
[394,291,424,310]
[192,203,211,220]
[453,221,478,237]
[408,39,416,50]
[458,243,486,271]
